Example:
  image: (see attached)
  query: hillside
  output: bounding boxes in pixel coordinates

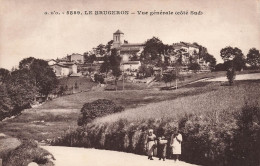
[94,80,260,124]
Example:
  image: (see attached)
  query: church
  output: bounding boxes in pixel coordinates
[112,30,144,62]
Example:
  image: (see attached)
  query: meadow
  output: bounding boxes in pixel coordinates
[52,80,260,166]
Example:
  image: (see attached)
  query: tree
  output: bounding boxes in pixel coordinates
[188,63,201,73]
[141,37,165,65]
[85,54,96,63]
[138,64,146,77]
[246,48,260,69]
[220,47,246,71]
[100,55,111,77]
[215,63,226,71]
[0,68,10,83]
[96,44,106,56]
[226,67,236,86]
[7,69,37,111]
[94,74,104,84]
[19,57,58,97]
[162,73,176,87]
[203,53,217,70]
[109,49,122,90]
[0,83,13,120]
[105,40,114,53]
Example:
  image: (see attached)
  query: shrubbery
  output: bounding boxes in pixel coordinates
[77,99,124,126]
[54,103,260,166]
[3,139,55,166]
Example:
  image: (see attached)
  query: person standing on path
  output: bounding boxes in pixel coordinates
[170,130,183,162]
[157,135,167,161]
[146,129,157,160]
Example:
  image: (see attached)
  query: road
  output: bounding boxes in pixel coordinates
[206,73,260,82]
[42,146,199,166]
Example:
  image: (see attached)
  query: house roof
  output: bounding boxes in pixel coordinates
[121,43,145,47]
[173,42,199,49]
[57,62,77,66]
[120,43,144,52]
[50,64,69,68]
[46,59,57,62]
[114,29,124,34]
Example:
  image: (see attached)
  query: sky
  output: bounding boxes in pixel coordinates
[0,0,260,70]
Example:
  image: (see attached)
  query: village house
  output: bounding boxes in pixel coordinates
[120,61,141,73]
[67,53,84,64]
[50,64,70,77]
[47,59,57,66]
[172,42,200,65]
[50,62,78,77]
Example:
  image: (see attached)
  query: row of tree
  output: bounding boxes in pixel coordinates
[0,57,57,120]
[216,47,260,71]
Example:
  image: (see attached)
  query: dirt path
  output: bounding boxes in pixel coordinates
[206,73,260,82]
[42,146,199,166]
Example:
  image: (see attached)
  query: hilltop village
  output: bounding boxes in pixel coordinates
[47,30,215,80]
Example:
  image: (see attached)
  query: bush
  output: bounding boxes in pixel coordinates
[229,104,260,166]
[3,139,55,166]
[94,74,104,84]
[77,99,124,126]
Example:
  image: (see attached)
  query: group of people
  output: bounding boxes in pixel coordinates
[146,129,182,162]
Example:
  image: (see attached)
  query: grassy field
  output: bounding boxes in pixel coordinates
[57,76,98,94]
[0,71,259,143]
[94,80,260,124]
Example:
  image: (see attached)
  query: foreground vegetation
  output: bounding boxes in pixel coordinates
[3,139,55,166]
[53,80,260,166]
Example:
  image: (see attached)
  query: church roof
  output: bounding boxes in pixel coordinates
[121,43,145,47]
[114,29,124,34]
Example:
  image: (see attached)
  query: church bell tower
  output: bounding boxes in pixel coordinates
[112,29,124,48]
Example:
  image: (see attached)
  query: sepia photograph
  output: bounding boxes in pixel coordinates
[0,0,260,165]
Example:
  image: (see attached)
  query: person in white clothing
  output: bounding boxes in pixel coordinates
[170,130,183,162]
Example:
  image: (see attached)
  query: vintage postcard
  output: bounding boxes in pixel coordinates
[0,0,260,166]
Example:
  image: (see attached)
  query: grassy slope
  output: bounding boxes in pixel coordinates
[58,76,98,93]
[0,82,217,141]
[94,80,260,124]
[1,71,259,142]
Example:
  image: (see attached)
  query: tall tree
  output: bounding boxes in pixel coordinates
[105,40,114,53]
[226,67,236,86]
[96,44,106,56]
[142,37,165,64]
[7,69,37,110]
[220,46,245,71]
[0,68,10,83]
[19,57,58,97]
[100,55,111,77]
[246,48,260,69]
[0,83,13,120]
[203,53,217,70]
[109,49,122,90]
